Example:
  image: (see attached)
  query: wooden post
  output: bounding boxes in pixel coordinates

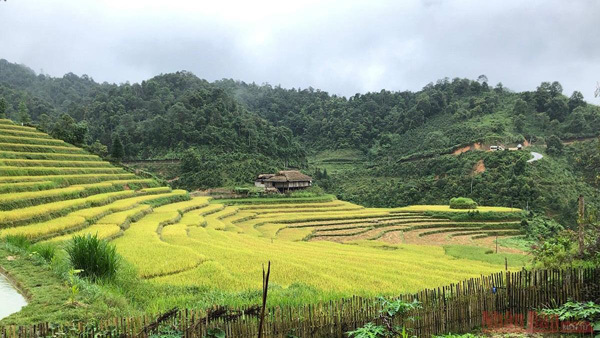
[258,261,271,338]
[577,195,585,257]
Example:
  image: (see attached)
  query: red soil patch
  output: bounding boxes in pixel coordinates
[472,159,486,175]
[453,142,483,155]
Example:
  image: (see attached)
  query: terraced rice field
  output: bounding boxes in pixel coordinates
[0,118,528,302]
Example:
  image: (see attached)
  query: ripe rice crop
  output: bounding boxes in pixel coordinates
[153,197,211,214]
[213,194,336,205]
[0,180,56,193]
[0,135,73,147]
[95,204,152,226]
[0,123,39,132]
[0,159,113,168]
[0,143,87,154]
[0,128,52,139]
[237,201,350,210]
[0,173,137,184]
[113,211,206,278]
[0,191,187,239]
[392,205,522,213]
[0,190,137,228]
[0,166,125,176]
[154,226,503,295]
[48,223,121,243]
[0,184,120,210]
[0,215,87,239]
[0,151,100,161]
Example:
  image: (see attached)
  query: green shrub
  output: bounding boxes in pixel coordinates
[449,197,478,209]
[290,186,325,198]
[29,242,56,262]
[66,234,119,281]
[3,234,30,249]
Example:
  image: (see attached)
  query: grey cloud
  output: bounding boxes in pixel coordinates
[0,0,599,100]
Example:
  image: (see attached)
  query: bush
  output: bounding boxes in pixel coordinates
[3,234,30,249]
[29,242,56,262]
[290,186,325,198]
[66,234,119,281]
[449,197,478,209]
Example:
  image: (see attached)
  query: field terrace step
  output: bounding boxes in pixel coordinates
[0,122,41,132]
[250,205,365,215]
[0,173,139,185]
[43,205,156,243]
[0,180,57,193]
[236,201,353,211]
[0,151,101,161]
[0,135,75,147]
[0,166,126,176]
[0,128,53,139]
[113,208,207,279]
[0,159,114,167]
[1,190,188,241]
[204,206,240,231]
[0,189,186,231]
[0,179,159,210]
[0,142,88,154]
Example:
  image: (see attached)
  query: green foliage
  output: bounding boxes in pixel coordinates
[203,328,226,338]
[111,134,125,161]
[176,148,281,190]
[347,322,386,338]
[444,245,531,267]
[449,197,478,209]
[523,216,564,240]
[531,230,577,269]
[3,234,31,250]
[0,97,6,118]
[17,101,31,124]
[289,185,325,198]
[85,140,108,158]
[347,298,421,338]
[542,301,600,330]
[50,113,88,146]
[29,242,56,262]
[66,234,119,281]
[546,135,563,155]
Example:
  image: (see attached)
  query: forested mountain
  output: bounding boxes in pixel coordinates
[1,58,599,225]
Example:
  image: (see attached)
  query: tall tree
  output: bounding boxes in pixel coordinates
[568,91,586,112]
[51,113,88,146]
[17,101,31,124]
[0,97,6,119]
[111,134,125,161]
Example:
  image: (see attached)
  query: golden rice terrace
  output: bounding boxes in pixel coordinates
[0,118,528,302]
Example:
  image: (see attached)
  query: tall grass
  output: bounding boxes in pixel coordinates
[29,242,56,262]
[3,234,31,249]
[66,234,119,281]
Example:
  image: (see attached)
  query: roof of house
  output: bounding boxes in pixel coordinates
[264,170,312,183]
[256,174,275,180]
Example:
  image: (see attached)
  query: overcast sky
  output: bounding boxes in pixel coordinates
[1,0,599,99]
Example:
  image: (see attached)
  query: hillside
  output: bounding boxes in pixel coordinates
[0,118,529,325]
[1,59,599,226]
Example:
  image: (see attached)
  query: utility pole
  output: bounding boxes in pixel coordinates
[578,195,585,257]
[495,235,498,254]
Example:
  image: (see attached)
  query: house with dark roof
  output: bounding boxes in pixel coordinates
[254,170,312,192]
